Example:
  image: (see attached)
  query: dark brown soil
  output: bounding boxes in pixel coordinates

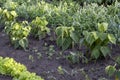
[0,31,119,80]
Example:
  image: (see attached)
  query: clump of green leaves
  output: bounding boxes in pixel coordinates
[82,22,116,59]
[3,0,18,10]
[55,26,79,51]
[0,8,17,27]
[0,57,26,76]
[67,51,88,64]
[30,17,50,40]
[72,3,108,37]
[4,21,31,50]
[0,56,44,80]
[105,64,120,80]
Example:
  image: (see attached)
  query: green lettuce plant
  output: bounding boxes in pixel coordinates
[0,56,44,80]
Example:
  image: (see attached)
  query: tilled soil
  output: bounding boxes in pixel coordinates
[0,31,119,80]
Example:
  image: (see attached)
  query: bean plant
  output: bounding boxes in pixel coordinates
[82,22,116,59]
[55,26,79,51]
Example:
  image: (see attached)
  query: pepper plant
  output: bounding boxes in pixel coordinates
[82,22,116,59]
[55,26,79,51]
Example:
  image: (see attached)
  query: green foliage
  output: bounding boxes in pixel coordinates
[107,1,120,42]
[55,26,79,50]
[82,22,116,59]
[72,3,108,37]
[105,65,116,77]
[105,64,120,80]
[67,0,118,5]
[0,56,44,80]
[3,0,18,10]
[57,66,64,74]
[30,17,50,40]
[67,52,88,64]
[46,1,79,27]
[4,21,31,50]
[115,56,120,65]
[0,57,26,76]
[0,8,17,26]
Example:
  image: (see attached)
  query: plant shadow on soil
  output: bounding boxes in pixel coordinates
[0,31,119,80]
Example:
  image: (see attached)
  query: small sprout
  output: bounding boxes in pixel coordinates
[57,66,64,75]
[36,52,42,59]
[29,55,34,62]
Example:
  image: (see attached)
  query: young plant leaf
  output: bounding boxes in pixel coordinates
[108,34,116,44]
[91,48,100,59]
[70,32,79,43]
[98,33,107,41]
[100,46,110,57]
[105,65,116,77]
[19,38,28,50]
[98,23,108,32]
[62,37,72,51]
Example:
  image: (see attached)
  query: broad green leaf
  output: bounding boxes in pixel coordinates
[91,31,98,40]
[55,27,62,36]
[98,33,107,41]
[56,37,65,47]
[98,23,108,32]
[108,34,116,44]
[70,32,79,43]
[100,46,110,57]
[91,48,100,59]
[19,38,28,50]
[86,33,96,46]
[10,11,17,17]
[105,65,116,77]
[62,37,72,51]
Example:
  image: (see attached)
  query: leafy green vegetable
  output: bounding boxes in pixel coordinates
[0,56,44,80]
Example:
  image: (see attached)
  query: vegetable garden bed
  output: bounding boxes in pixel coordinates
[0,0,120,80]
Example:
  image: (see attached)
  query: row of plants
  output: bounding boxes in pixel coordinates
[0,0,119,58]
[0,0,120,79]
[0,56,44,80]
